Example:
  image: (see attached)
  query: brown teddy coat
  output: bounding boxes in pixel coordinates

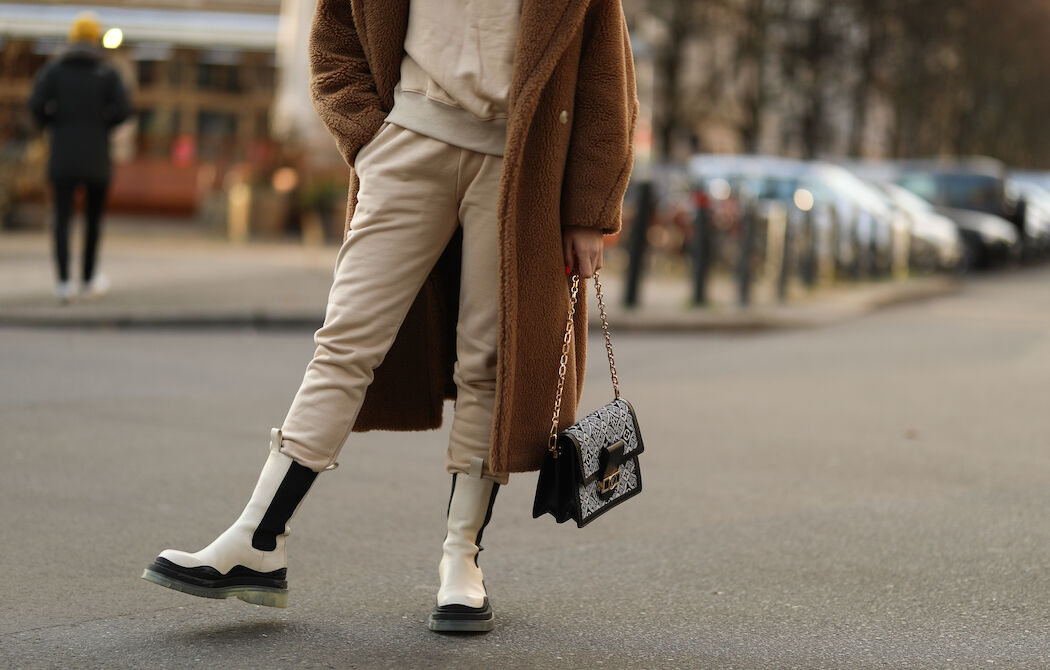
[308,0,637,473]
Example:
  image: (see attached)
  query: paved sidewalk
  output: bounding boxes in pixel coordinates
[0,225,959,330]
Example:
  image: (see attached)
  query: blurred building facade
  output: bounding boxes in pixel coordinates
[0,1,282,216]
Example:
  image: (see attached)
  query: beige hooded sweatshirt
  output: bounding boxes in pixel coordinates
[385,0,522,156]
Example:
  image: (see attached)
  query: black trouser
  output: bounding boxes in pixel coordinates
[51,179,110,283]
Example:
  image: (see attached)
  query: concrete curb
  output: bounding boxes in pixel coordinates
[0,312,324,330]
[604,276,962,333]
[0,277,960,332]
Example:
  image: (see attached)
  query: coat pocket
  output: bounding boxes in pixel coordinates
[352,121,392,172]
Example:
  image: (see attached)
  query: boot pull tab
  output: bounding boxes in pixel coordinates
[469,457,484,479]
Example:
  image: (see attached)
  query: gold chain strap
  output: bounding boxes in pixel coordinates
[547,271,621,458]
[593,273,621,400]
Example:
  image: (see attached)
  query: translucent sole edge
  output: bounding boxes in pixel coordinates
[427,614,495,632]
[141,569,289,608]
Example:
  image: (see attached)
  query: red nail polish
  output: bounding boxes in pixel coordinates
[565,265,571,276]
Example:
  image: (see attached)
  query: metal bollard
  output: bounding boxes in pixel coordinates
[737,199,756,307]
[690,195,710,305]
[801,207,818,287]
[624,180,653,308]
[851,213,865,279]
[829,207,842,280]
[777,206,794,303]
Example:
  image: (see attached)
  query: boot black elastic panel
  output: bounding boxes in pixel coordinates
[142,429,317,608]
[429,469,500,632]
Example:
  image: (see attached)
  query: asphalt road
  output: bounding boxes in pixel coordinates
[3,267,1050,669]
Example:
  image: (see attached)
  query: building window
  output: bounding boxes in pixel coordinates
[255,110,270,139]
[136,60,161,88]
[254,62,275,90]
[197,110,237,160]
[196,63,241,93]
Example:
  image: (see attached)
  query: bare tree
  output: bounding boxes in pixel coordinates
[644,0,706,161]
[637,0,1050,166]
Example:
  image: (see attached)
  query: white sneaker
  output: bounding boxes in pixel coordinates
[54,281,74,304]
[79,274,110,300]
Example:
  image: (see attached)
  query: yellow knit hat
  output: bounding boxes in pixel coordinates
[68,12,103,44]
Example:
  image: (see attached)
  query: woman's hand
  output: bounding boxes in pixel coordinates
[562,226,604,278]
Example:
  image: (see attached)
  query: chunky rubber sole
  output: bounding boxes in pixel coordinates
[141,558,289,608]
[428,600,495,632]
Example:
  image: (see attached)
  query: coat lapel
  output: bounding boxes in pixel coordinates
[510,0,589,106]
[504,0,591,169]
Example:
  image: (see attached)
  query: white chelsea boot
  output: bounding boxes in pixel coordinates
[428,467,500,632]
[141,429,317,608]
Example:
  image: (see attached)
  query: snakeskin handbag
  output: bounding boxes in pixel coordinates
[532,271,644,528]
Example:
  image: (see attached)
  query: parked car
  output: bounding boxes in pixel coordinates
[871,182,964,272]
[847,158,1021,269]
[687,154,810,275]
[1005,178,1050,257]
[1009,170,1050,194]
[688,155,897,276]
[805,161,899,275]
[893,159,1025,264]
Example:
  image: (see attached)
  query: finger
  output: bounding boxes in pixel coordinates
[578,249,595,278]
[587,244,601,277]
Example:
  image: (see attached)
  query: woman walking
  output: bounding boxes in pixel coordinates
[29,13,130,302]
[143,0,637,632]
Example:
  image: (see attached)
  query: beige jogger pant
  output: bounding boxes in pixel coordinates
[279,123,508,484]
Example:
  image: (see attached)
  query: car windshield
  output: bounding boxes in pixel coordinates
[812,165,891,217]
[899,173,1003,213]
[884,183,934,214]
[1010,180,1050,206]
[1011,173,1050,192]
[941,175,1003,212]
[693,159,801,202]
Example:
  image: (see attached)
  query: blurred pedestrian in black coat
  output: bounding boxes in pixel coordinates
[29,12,130,302]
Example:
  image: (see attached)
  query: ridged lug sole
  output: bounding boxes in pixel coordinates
[140,561,289,609]
[428,600,494,632]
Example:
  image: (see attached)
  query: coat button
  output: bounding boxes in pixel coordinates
[559,110,569,124]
